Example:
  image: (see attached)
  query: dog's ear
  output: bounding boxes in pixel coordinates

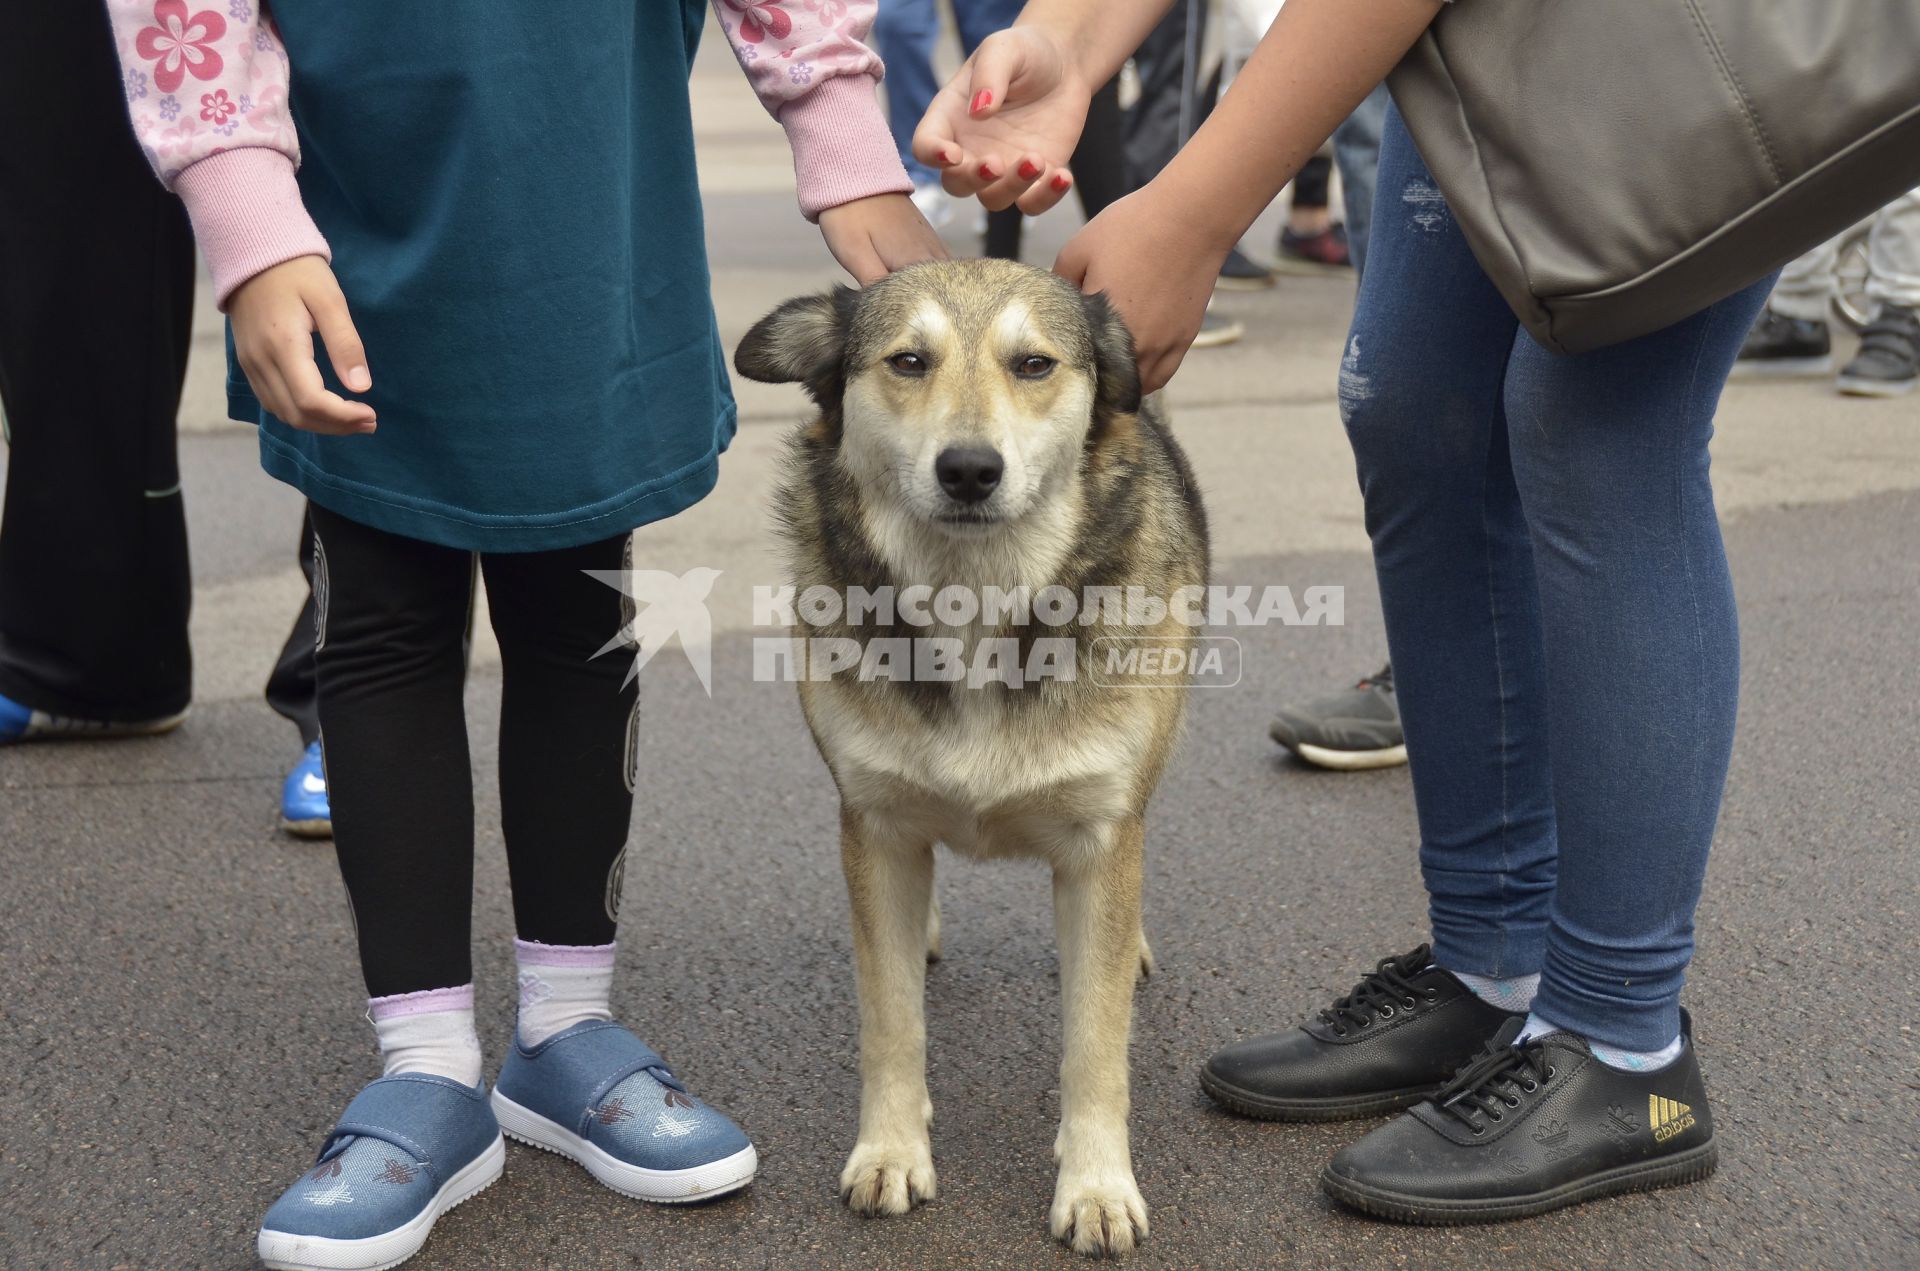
[735,287,858,388]
[1082,292,1142,416]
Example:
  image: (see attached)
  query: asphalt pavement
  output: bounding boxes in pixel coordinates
[3,17,1918,1270]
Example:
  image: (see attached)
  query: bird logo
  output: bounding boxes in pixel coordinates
[586,567,723,696]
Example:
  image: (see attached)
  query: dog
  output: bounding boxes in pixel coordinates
[735,258,1209,1256]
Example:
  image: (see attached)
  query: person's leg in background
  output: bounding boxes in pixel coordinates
[1735,236,1837,376]
[1122,0,1208,192]
[265,508,333,836]
[0,0,194,738]
[873,0,950,223]
[1331,83,1390,281]
[982,77,1125,262]
[1278,153,1352,268]
[483,535,758,1201]
[1838,186,1920,397]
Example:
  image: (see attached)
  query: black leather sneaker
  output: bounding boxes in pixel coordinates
[1322,1014,1717,1224]
[1200,945,1522,1121]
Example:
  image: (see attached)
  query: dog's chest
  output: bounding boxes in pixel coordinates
[805,684,1144,857]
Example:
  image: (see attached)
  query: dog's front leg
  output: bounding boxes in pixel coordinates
[1049,817,1149,1255]
[838,807,937,1216]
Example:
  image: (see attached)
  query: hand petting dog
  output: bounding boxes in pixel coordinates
[819,192,951,285]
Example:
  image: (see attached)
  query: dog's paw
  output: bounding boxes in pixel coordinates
[840,1141,936,1217]
[1137,934,1156,979]
[1050,1173,1149,1256]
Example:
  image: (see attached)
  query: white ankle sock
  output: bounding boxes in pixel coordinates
[368,985,484,1085]
[514,939,615,1046]
[1518,1010,1684,1072]
[1447,967,1541,1012]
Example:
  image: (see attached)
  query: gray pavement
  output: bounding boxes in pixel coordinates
[5,19,1920,1271]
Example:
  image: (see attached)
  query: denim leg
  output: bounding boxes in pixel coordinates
[1332,84,1391,281]
[1340,108,1558,979]
[1505,275,1773,1050]
[873,0,941,185]
[951,0,1026,54]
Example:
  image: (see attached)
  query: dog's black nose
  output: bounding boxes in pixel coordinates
[934,446,1003,504]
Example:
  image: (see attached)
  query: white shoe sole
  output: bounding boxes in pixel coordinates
[280,816,335,840]
[1836,374,1916,397]
[1729,354,1834,378]
[257,1133,504,1271]
[490,1091,757,1204]
[1293,741,1409,771]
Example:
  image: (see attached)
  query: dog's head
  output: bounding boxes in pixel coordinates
[735,259,1139,533]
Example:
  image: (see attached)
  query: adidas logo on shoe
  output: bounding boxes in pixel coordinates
[1649,1094,1695,1143]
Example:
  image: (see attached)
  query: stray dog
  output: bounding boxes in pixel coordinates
[736,259,1208,1256]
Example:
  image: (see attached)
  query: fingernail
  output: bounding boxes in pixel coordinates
[970,90,993,115]
[977,163,997,181]
[347,367,370,391]
[939,147,958,166]
[1018,160,1041,180]
[1050,173,1072,191]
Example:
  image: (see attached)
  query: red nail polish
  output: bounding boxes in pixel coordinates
[1018,160,1041,180]
[939,147,958,166]
[1050,173,1072,191]
[970,90,993,114]
[977,163,997,180]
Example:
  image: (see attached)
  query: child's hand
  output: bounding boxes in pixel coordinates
[1056,187,1234,394]
[912,27,1092,215]
[819,193,950,285]
[228,256,376,435]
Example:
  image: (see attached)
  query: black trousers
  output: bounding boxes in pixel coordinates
[0,0,316,738]
[982,78,1127,262]
[308,504,637,998]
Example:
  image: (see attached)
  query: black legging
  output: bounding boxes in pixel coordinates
[309,503,636,998]
[983,77,1126,262]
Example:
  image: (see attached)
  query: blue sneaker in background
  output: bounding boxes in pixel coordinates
[492,1021,756,1203]
[0,691,187,744]
[258,1073,504,1271]
[280,740,332,839]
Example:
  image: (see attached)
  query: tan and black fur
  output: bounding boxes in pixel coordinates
[736,259,1208,1256]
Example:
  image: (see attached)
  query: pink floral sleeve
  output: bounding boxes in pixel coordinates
[108,0,326,308]
[712,1,913,219]
[106,0,910,305]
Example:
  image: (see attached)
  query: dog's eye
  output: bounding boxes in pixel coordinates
[1014,355,1056,379]
[888,352,928,376]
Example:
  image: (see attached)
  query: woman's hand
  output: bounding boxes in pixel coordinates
[1056,186,1235,394]
[228,255,376,435]
[911,27,1093,214]
[819,192,950,285]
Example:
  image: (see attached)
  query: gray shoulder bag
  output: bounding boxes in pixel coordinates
[1388,0,1920,353]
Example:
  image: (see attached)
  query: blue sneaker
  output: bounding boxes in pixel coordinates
[280,740,333,839]
[257,1074,504,1271]
[0,690,186,744]
[491,1021,756,1203]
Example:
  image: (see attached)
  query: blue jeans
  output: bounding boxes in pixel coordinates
[1341,106,1774,1050]
[1332,84,1391,280]
[874,0,1023,186]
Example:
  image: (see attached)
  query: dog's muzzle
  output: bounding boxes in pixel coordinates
[934,446,1003,507]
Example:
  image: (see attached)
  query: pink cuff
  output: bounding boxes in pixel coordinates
[780,75,914,221]
[514,938,618,969]
[368,984,475,1021]
[173,148,331,309]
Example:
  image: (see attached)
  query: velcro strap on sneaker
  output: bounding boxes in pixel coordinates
[319,1073,492,1189]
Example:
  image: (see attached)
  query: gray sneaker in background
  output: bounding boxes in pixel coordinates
[1268,663,1407,770]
